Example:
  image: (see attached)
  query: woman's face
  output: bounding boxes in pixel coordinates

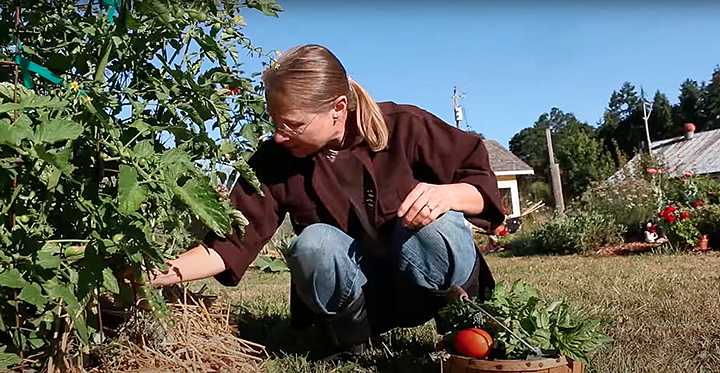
[269,97,347,158]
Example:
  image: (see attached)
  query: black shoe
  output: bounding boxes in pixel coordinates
[318,341,367,364]
[313,293,372,362]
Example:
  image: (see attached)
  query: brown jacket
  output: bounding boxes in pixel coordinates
[206,101,505,287]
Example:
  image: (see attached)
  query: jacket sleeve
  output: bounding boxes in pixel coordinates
[204,168,285,286]
[408,108,506,230]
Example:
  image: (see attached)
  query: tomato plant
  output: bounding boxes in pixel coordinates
[0,0,281,369]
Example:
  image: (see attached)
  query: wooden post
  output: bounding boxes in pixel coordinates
[641,87,653,154]
[545,128,564,213]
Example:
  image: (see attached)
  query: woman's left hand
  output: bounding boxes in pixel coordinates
[397,182,454,229]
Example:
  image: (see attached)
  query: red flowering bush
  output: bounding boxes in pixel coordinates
[657,204,700,248]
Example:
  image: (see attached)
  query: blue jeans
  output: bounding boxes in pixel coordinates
[285,211,477,318]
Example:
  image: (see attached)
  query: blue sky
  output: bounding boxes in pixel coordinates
[236,1,720,147]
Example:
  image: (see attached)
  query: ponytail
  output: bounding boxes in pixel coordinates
[349,78,388,152]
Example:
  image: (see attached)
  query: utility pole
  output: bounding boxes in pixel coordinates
[453,86,463,128]
[545,128,565,213]
[640,87,653,154]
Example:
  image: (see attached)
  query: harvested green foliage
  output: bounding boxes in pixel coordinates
[439,280,611,363]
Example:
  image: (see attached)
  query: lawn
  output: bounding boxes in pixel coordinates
[189,252,720,373]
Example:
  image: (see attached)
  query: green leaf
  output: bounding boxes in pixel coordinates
[0,119,33,147]
[268,259,289,273]
[228,207,249,230]
[0,347,22,370]
[232,158,263,196]
[35,146,75,175]
[129,119,150,133]
[18,283,47,308]
[254,255,272,270]
[95,38,114,82]
[118,165,148,215]
[133,140,154,158]
[144,0,172,23]
[160,147,194,181]
[218,139,237,157]
[34,118,84,144]
[47,167,62,190]
[245,0,283,17]
[102,268,120,294]
[55,285,88,346]
[0,269,28,289]
[0,95,66,113]
[537,308,550,330]
[36,250,61,269]
[173,179,231,235]
[28,337,46,349]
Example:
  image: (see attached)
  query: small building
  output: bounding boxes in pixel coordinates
[483,139,535,217]
[610,128,720,179]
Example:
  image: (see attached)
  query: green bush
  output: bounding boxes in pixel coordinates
[695,204,720,247]
[664,175,720,207]
[531,210,625,254]
[527,181,552,205]
[574,178,655,240]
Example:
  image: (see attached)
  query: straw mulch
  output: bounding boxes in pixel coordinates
[88,287,268,373]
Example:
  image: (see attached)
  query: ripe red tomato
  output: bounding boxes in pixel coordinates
[453,328,493,359]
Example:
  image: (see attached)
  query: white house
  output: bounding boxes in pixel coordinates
[483,139,535,217]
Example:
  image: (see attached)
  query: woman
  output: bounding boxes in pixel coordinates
[148,44,506,360]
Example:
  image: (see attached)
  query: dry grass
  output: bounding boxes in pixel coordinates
[89,289,268,373]
[186,252,720,373]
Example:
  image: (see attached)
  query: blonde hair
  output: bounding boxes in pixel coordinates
[262,44,388,151]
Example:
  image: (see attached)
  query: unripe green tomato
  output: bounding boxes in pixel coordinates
[196,11,207,22]
[138,159,148,168]
[213,23,222,32]
[17,215,30,223]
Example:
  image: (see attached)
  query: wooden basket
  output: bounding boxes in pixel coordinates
[443,354,585,373]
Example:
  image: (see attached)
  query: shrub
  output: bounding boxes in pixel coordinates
[530,210,625,254]
[529,181,552,203]
[664,175,720,207]
[694,204,720,248]
[574,177,655,240]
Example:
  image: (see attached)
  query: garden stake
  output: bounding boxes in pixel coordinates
[447,285,544,360]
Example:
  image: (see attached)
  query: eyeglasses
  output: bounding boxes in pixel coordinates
[273,112,320,138]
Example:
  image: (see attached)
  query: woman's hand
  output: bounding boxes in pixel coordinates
[397,182,485,229]
[397,183,453,229]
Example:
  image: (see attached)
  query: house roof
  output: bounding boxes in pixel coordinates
[483,139,534,176]
[611,128,720,179]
